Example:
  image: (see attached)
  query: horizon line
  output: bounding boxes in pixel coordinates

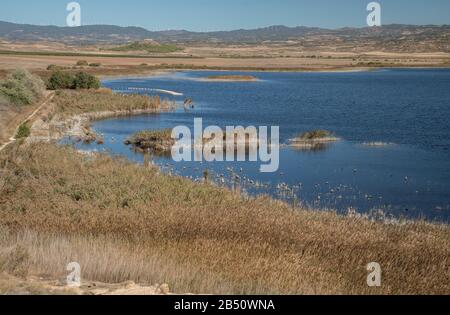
[1,19,449,33]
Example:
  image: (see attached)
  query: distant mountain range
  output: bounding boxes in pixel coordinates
[1,21,449,52]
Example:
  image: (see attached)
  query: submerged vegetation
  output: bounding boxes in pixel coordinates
[0,143,449,294]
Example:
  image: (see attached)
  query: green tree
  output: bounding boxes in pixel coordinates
[72,72,100,89]
[46,71,74,90]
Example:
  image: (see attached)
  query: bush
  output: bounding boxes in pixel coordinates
[0,79,34,106]
[0,69,44,106]
[47,71,100,90]
[76,60,89,66]
[47,64,63,71]
[72,72,101,89]
[15,123,31,139]
[46,71,74,90]
[9,69,45,97]
[89,63,101,67]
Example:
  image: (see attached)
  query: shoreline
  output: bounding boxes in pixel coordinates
[98,69,174,81]
[29,106,175,145]
[3,81,450,295]
[22,73,450,227]
[98,65,450,83]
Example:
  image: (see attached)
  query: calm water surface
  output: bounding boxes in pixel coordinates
[65,69,450,223]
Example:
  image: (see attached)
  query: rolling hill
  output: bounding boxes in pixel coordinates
[0,21,449,52]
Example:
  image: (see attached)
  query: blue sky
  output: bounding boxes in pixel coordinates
[1,0,449,31]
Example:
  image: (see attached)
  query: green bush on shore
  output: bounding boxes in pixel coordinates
[0,69,45,106]
[46,71,100,90]
[15,123,31,139]
[72,72,101,89]
[46,71,74,90]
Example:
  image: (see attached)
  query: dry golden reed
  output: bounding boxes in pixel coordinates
[0,143,449,294]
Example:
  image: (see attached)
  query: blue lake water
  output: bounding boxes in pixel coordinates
[66,69,450,223]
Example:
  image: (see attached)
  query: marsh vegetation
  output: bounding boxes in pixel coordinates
[289,130,339,150]
[125,129,175,153]
[0,143,449,294]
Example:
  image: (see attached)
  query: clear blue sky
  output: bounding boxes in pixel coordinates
[1,0,449,31]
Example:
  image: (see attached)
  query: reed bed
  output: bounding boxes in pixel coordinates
[0,143,449,294]
[53,89,173,117]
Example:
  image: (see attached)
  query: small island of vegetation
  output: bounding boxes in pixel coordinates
[125,129,175,153]
[125,128,261,154]
[289,130,340,149]
[205,75,258,82]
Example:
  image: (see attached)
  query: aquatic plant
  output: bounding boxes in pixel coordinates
[296,129,333,140]
[125,129,175,152]
[52,89,173,117]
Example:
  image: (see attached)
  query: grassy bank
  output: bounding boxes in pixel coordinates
[52,89,172,117]
[0,70,46,145]
[0,143,449,294]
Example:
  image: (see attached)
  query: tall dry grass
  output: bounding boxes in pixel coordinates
[52,89,173,117]
[0,143,449,294]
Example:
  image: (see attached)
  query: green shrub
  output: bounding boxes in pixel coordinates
[0,69,44,106]
[89,63,101,67]
[16,123,31,139]
[47,64,63,71]
[0,79,34,106]
[47,71,100,90]
[72,72,100,89]
[76,60,89,66]
[46,71,74,90]
[9,69,45,97]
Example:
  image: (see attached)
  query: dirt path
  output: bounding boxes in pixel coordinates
[0,92,54,153]
[0,273,175,295]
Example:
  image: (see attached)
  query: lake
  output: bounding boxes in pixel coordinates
[66,69,450,223]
